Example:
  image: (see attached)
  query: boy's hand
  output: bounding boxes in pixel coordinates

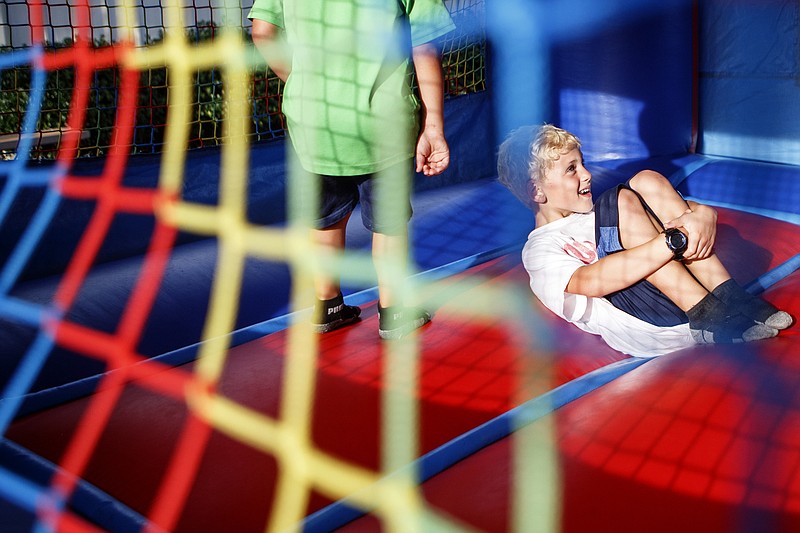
[411,43,447,176]
[416,129,450,176]
[663,203,717,261]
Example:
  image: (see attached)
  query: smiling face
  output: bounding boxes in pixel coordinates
[533,147,593,224]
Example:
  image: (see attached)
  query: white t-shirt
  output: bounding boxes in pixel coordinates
[522,212,696,357]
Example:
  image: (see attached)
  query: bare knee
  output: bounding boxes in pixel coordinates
[617,187,645,215]
[627,170,689,223]
[628,170,669,197]
[617,187,658,248]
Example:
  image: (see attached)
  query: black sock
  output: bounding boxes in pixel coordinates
[686,292,775,343]
[378,305,430,327]
[315,293,345,323]
[378,305,431,339]
[712,279,778,324]
[378,305,403,328]
[685,292,725,329]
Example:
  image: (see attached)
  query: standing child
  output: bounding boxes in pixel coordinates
[249,0,455,339]
[497,124,792,357]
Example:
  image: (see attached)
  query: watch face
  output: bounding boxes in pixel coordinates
[668,232,686,249]
[666,229,688,253]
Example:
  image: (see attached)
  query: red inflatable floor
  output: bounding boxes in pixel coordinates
[335,212,800,532]
[6,208,800,532]
[352,272,800,533]
[6,256,621,532]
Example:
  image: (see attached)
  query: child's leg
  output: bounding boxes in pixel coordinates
[627,170,730,290]
[310,214,363,333]
[628,171,792,330]
[614,186,708,311]
[362,165,431,339]
[312,214,350,299]
[372,229,408,308]
[372,230,431,339]
[613,185,777,343]
[310,175,362,333]
[363,163,413,306]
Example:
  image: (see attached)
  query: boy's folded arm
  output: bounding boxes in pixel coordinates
[663,201,717,260]
[565,236,674,297]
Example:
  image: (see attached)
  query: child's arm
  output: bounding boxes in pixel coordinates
[412,42,450,176]
[663,201,717,261]
[566,234,676,298]
[251,19,291,82]
[628,171,717,261]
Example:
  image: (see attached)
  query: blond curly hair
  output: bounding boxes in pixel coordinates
[497,124,581,209]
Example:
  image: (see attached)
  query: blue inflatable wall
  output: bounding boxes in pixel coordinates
[3,1,800,531]
[700,0,800,166]
[3,0,800,412]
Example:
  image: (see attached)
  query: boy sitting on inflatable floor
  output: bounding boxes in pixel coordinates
[497,124,793,357]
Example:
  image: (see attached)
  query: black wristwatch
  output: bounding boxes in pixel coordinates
[663,228,688,261]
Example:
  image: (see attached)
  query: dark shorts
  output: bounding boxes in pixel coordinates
[304,163,412,236]
[594,183,689,327]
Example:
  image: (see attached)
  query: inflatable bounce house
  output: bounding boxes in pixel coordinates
[1,0,799,531]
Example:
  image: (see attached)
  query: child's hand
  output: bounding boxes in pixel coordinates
[664,203,717,261]
[416,129,450,176]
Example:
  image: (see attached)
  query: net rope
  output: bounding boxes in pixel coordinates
[0,1,557,532]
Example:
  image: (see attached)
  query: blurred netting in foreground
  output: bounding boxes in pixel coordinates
[0,0,486,160]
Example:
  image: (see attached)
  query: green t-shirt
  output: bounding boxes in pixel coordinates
[249,0,455,176]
